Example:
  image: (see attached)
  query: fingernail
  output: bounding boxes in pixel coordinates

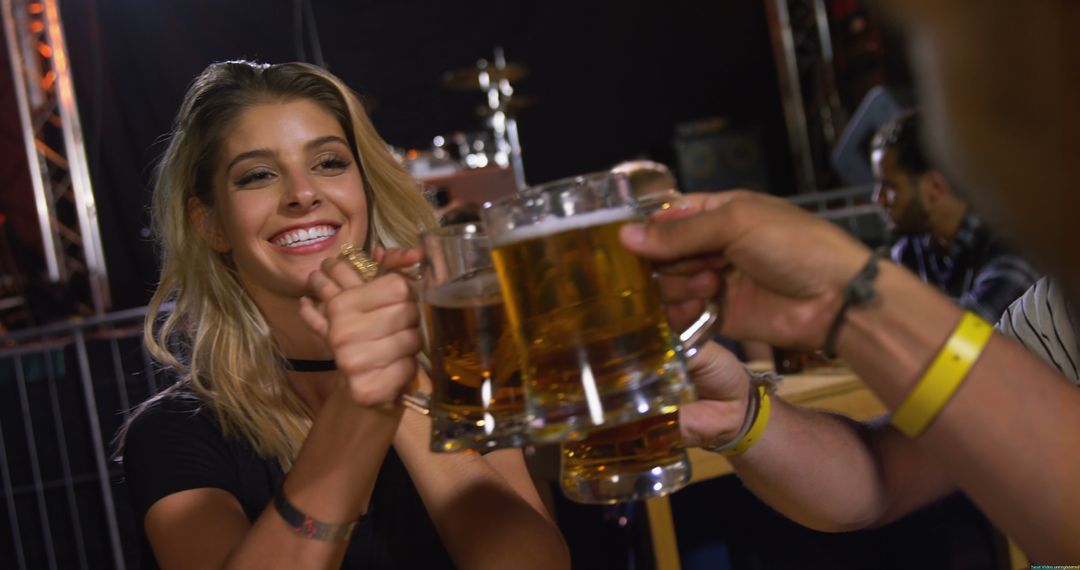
[672,197,693,210]
[621,223,645,245]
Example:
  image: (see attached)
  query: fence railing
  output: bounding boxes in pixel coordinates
[0,303,173,570]
[788,184,886,243]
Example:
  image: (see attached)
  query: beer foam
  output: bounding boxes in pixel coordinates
[425,271,503,308]
[491,207,636,246]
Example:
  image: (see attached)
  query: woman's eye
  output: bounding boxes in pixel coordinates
[316,157,350,171]
[235,170,274,187]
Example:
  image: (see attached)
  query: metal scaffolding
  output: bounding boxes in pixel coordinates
[2,0,110,316]
[765,0,848,194]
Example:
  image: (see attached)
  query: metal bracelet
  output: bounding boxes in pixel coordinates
[273,486,358,542]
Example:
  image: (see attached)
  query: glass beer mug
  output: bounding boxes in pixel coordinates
[560,410,688,504]
[481,171,716,443]
[414,223,529,452]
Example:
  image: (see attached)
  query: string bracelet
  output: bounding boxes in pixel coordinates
[823,247,889,358]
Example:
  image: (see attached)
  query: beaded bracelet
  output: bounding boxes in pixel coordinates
[890,311,993,438]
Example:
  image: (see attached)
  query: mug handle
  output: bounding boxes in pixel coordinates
[397,263,434,416]
[635,189,684,216]
[671,299,720,402]
[401,390,432,416]
[677,299,720,359]
[634,191,719,356]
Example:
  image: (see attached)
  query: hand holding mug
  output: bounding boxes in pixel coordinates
[621,191,871,351]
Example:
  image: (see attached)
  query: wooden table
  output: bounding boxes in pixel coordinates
[646,362,889,570]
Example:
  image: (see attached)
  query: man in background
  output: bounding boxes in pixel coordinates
[871,111,1038,321]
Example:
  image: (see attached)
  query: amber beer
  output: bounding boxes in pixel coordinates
[491,208,691,442]
[424,269,527,452]
[560,411,690,504]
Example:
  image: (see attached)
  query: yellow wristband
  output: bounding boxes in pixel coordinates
[890,312,993,438]
[720,385,771,457]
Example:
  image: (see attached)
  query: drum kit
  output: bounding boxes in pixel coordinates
[404,47,532,191]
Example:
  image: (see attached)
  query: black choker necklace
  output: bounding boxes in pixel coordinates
[285,358,337,372]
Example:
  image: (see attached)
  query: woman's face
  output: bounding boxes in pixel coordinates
[209,99,368,304]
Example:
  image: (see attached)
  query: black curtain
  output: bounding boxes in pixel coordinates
[55,0,788,310]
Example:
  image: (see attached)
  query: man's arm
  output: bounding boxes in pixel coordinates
[681,342,958,532]
[626,191,1080,562]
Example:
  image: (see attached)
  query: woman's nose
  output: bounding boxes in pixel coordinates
[283,174,321,211]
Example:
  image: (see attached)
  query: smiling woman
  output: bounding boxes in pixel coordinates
[201,99,373,304]
[114,61,570,570]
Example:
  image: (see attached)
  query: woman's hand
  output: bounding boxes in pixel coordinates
[299,247,424,406]
[622,191,871,350]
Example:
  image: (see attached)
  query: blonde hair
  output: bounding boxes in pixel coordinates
[125,61,435,467]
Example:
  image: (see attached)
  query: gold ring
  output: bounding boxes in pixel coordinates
[340,243,380,282]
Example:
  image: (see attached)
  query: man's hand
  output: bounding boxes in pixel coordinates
[679,341,754,448]
[623,191,871,350]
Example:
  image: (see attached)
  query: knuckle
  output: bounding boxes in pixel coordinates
[325,294,350,316]
[349,380,380,406]
[335,348,368,371]
[400,330,422,354]
[394,303,420,328]
[396,360,418,385]
[327,328,346,349]
[384,359,417,386]
[383,274,411,299]
[726,197,748,219]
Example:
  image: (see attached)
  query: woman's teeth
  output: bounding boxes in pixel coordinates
[274,225,337,247]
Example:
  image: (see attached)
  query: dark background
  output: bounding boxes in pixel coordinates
[0,3,1006,569]
[3,0,792,312]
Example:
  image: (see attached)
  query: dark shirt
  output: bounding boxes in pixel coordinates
[122,389,455,569]
[891,213,1038,322]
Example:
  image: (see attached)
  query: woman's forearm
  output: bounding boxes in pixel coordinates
[221,393,402,569]
[393,413,570,570]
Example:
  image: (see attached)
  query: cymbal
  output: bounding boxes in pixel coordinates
[442,62,528,91]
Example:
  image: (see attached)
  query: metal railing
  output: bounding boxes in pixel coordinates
[788,184,886,244]
[0,304,171,570]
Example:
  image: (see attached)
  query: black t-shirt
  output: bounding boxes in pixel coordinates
[122,390,455,569]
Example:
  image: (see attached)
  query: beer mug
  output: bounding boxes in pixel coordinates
[416,223,528,452]
[560,411,689,504]
[482,171,716,442]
